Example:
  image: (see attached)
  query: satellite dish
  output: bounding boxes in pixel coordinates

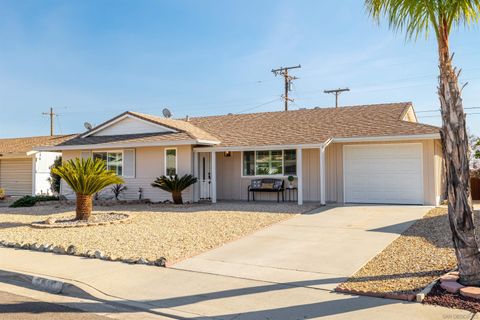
[162,108,172,118]
[84,122,93,130]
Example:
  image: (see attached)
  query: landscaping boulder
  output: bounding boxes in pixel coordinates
[137,257,149,265]
[154,257,167,267]
[45,217,57,225]
[94,250,105,259]
[66,245,78,255]
[53,246,66,254]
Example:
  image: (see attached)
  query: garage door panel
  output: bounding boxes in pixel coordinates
[344,144,423,204]
[0,159,33,196]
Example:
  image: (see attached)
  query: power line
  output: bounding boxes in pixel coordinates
[271,65,301,111]
[323,88,350,108]
[418,112,480,118]
[237,97,282,114]
[416,107,480,113]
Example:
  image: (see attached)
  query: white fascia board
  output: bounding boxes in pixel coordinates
[331,133,440,143]
[0,152,31,159]
[34,139,216,152]
[81,114,177,138]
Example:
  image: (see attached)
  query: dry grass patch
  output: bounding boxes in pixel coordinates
[338,207,459,295]
[0,202,314,263]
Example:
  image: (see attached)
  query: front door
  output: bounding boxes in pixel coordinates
[199,153,211,200]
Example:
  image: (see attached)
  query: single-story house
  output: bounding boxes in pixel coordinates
[37,102,445,205]
[0,135,74,196]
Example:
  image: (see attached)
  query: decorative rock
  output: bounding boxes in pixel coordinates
[440,274,459,282]
[460,286,480,300]
[124,258,136,264]
[53,246,66,254]
[441,281,465,293]
[85,250,95,258]
[32,243,41,251]
[21,243,30,249]
[38,244,46,251]
[94,250,105,259]
[45,244,54,252]
[45,217,56,225]
[449,271,460,277]
[137,257,148,265]
[14,242,22,248]
[154,257,167,267]
[66,245,77,255]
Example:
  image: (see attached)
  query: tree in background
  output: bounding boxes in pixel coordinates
[365,0,480,285]
[49,156,62,194]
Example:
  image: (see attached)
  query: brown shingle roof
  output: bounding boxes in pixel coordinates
[0,135,76,155]
[58,132,195,147]
[189,102,440,147]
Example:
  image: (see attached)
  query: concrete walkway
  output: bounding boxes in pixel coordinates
[0,205,473,319]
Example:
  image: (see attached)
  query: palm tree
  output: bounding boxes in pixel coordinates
[53,158,124,220]
[151,174,197,204]
[365,0,480,285]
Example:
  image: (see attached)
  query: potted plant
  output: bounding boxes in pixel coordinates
[287,176,295,189]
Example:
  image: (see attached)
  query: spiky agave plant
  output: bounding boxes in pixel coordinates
[151,174,197,204]
[53,158,124,220]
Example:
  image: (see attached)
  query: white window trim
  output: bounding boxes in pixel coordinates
[241,150,297,178]
[164,147,178,176]
[92,150,124,176]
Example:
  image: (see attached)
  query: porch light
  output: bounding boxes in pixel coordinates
[224,151,232,157]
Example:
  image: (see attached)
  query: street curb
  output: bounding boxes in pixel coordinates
[0,267,193,319]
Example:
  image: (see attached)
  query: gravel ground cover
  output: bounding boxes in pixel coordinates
[337,207,465,296]
[423,282,480,313]
[0,202,313,263]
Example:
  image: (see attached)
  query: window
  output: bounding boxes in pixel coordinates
[93,152,123,176]
[242,150,297,176]
[165,148,177,176]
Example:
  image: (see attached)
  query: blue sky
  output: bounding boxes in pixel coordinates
[0,0,479,137]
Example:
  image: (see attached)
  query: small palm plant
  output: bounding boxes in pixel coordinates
[151,174,197,204]
[53,158,124,220]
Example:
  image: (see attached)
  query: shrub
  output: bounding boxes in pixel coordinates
[10,195,59,208]
[151,174,197,204]
[49,156,62,194]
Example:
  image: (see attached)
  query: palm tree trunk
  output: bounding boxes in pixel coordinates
[76,194,93,220]
[437,28,480,285]
[172,191,183,205]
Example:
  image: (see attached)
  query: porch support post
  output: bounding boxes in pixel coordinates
[193,151,199,202]
[320,146,326,206]
[211,151,217,203]
[297,147,303,205]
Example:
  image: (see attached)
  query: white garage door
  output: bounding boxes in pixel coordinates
[0,159,33,196]
[344,144,423,204]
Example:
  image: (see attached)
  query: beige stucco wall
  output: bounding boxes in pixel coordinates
[61,145,193,202]
[215,139,444,205]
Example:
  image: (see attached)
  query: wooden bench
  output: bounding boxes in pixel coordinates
[247,179,284,202]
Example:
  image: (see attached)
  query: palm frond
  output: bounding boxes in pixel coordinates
[365,0,480,39]
[52,158,124,195]
[151,174,197,193]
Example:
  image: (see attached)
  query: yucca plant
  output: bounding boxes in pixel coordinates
[151,174,197,204]
[53,158,124,220]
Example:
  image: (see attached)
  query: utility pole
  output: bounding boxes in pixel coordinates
[324,88,350,108]
[271,65,301,111]
[42,107,56,136]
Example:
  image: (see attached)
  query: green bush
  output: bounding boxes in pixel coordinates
[10,195,59,208]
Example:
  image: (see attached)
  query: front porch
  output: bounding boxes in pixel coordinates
[192,144,329,206]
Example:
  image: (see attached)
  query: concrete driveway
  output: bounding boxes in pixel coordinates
[173,205,431,291]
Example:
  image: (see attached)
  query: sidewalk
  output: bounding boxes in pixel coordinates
[0,247,472,320]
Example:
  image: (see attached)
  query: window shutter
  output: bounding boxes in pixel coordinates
[123,149,136,178]
[80,151,91,160]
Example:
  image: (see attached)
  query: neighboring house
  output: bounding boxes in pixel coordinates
[37,102,445,205]
[0,135,75,196]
